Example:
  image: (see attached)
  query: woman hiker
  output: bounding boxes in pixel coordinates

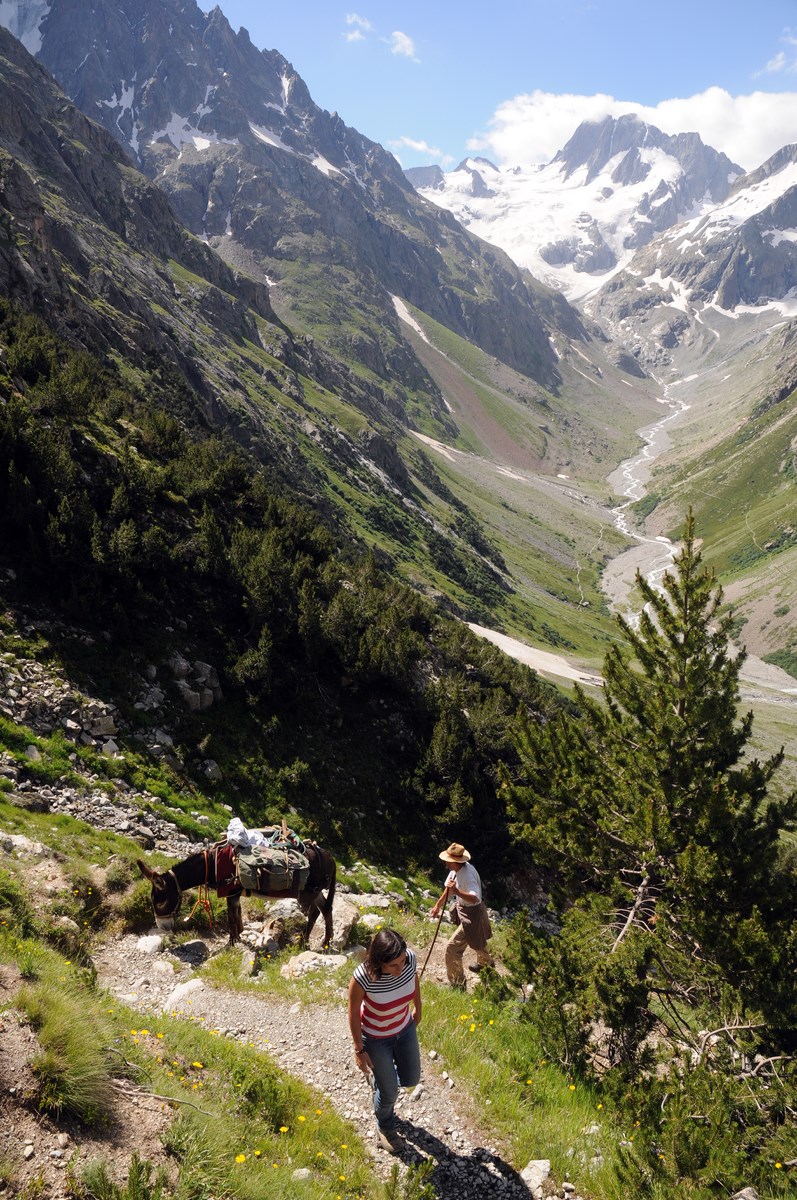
[348,929,422,1154]
[430,842,494,987]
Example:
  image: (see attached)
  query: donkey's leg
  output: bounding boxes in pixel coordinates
[303,898,320,944]
[321,895,334,949]
[227,896,243,944]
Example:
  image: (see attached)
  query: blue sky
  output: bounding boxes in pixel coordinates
[210,1,797,171]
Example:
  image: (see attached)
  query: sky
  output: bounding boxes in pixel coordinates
[206,1,797,173]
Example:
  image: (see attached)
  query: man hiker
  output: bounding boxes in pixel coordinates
[429,842,494,986]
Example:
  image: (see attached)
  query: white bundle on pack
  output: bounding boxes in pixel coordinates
[226,817,250,847]
[226,817,267,848]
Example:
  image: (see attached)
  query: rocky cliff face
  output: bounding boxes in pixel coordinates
[0,24,281,396]
[11,0,584,401]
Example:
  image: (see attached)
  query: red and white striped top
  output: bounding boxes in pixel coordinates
[353,949,418,1040]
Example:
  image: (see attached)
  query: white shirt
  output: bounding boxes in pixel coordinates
[445,862,482,906]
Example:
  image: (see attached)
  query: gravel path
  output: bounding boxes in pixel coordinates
[92,931,548,1199]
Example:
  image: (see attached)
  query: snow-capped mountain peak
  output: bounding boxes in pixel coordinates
[406,114,742,302]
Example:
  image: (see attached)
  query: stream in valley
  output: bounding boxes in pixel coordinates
[600,382,688,624]
[601,381,797,701]
[470,377,797,700]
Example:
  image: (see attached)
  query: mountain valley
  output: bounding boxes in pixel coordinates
[1,5,797,1199]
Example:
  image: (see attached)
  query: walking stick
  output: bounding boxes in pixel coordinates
[419,887,450,981]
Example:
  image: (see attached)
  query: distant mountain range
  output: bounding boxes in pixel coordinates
[408,113,797,369]
[10,0,582,399]
[1,1,665,657]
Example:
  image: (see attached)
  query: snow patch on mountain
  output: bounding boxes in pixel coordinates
[153,113,238,152]
[249,123,347,179]
[249,122,294,153]
[665,161,797,248]
[0,0,49,52]
[392,295,430,344]
[417,152,718,302]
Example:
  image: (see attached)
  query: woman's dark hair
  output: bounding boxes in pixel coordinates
[363,929,407,980]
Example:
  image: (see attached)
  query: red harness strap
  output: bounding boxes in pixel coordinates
[185,849,214,927]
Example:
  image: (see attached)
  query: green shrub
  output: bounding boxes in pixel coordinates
[71,1153,171,1200]
[104,858,134,893]
[17,979,113,1124]
[116,881,156,932]
[0,867,39,937]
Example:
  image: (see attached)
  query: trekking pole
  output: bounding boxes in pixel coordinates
[419,887,450,981]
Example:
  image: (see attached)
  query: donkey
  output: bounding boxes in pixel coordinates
[137,840,337,947]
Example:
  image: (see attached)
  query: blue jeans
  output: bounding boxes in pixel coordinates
[363,1020,420,1131]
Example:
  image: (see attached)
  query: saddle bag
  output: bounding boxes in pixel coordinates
[237,842,310,897]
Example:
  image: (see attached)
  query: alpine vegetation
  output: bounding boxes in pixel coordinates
[506,512,797,1194]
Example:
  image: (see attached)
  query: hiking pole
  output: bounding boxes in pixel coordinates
[419,887,450,981]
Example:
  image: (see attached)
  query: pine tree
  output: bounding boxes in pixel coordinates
[508,512,797,1045]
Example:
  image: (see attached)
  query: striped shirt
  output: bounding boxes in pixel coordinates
[354,948,418,1040]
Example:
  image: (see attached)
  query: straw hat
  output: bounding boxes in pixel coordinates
[439,842,471,863]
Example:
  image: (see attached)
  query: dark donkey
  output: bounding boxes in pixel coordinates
[137,840,337,947]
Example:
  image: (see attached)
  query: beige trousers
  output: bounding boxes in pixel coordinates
[444,924,494,984]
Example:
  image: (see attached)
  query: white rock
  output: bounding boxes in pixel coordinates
[280,951,347,978]
[162,978,205,1011]
[348,893,391,909]
[360,913,383,929]
[520,1160,551,1198]
[136,934,164,954]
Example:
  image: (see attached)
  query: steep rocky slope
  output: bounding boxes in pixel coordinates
[18,0,590,401]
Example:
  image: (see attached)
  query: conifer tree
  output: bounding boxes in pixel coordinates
[508,512,797,1047]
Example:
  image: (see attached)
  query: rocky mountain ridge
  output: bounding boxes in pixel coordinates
[588,143,797,364]
[10,0,594,401]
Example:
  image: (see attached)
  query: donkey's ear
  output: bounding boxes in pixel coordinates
[137,859,157,882]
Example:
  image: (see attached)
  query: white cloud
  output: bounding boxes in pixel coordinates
[754,28,797,76]
[389,30,418,60]
[467,87,797,173]
[390,136,453,166]
[344,13,372,41]
[757,50,788,75]
[346,13,372,31]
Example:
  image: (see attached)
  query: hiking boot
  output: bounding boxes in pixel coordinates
[376,1126,403,1154]
[469,961,495,973]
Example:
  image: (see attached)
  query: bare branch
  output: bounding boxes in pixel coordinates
[110,1081,210,1115]
[611,874,651,953]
